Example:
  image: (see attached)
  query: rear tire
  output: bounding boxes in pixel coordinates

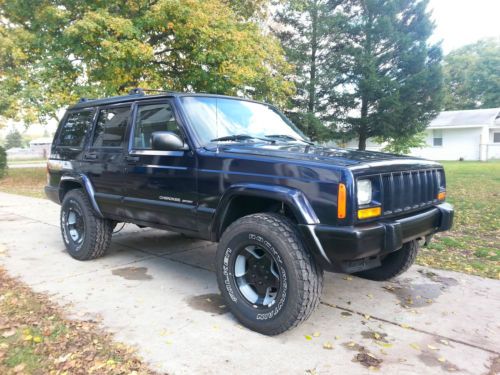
[60,189,113,260]
[216,213,323,335]
[354,240,419,281]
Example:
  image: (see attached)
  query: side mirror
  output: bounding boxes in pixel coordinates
[151,131,187,151]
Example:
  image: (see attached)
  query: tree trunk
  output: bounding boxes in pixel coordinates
[358,95,368,150]
[308,3,318,114]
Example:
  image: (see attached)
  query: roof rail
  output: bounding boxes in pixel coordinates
[78,97,90,103]
[128,87,177,95]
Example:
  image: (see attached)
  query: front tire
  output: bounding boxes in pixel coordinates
[354,240,419,281]
[216,213,323,335]
[60,189,113,260]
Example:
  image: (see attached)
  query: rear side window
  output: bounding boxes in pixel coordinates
[93,106,130,147]
[58,110,94,148]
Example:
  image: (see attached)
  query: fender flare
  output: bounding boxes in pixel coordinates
[59,174,103,218]
[211,183,319,240]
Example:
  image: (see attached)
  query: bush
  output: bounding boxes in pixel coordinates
[0,146,7,178]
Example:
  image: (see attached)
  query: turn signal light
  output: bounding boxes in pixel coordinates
[338,183,347,219]
[358,207,381,220]
[437,191,446,200]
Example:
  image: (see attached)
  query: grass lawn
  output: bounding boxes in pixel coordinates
[0,266,155,374]
[0,168,47,199]
[7,159,46,165]
[417,161,500,279]
[0,163,499,279]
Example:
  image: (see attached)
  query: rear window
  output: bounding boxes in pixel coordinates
[93,106,131,147]
[58,110,94,148]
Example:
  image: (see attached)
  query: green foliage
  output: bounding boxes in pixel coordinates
[274,0,443,149]
[378,132,427,155]
[5,130,23,149]
[0,146,7,178]
[0,0,294,123]
[443,38,500,110]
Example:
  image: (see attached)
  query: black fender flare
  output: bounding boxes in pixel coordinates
[211,183,319,240]
[59,174,103,218]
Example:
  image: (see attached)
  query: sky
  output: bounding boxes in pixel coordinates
[428,0,500,53]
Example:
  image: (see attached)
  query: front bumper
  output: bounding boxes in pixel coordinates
[299,203,454,273]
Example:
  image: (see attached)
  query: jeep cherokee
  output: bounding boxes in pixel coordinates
[45,89,454,335]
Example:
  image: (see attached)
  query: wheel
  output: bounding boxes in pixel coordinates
[354,240,419,281]
[60,189,113,260]
[216,213,323,335]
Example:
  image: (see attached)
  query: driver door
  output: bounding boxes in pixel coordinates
[122,100,197,231]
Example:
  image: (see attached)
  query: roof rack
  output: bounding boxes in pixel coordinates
[128,88,177,95]
[78,97,91,103]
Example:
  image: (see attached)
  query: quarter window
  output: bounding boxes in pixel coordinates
[132,103,182,149]
[93,106,130,147]
[433,129,443,147]
[494,132,500,143]
[58,110,94,148]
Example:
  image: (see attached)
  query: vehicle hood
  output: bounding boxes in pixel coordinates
[211,143,441,170]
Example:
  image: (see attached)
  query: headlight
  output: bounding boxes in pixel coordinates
[357,179,372,205]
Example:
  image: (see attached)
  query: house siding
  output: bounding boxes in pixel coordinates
[409,128,483,160]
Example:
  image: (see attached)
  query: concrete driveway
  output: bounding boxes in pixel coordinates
[0,192,498,375]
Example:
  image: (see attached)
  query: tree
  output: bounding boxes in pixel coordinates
[273,0,443,149]
[273,0,351,142]
[5,130,23,150]
[0,0,293,123]
[443,38,500,110]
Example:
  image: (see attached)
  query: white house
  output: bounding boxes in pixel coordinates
[409,108,500,161]
[329,108,500,161]
[29,137,52,158]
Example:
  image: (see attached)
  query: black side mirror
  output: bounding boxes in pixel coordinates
[151,131,188,151]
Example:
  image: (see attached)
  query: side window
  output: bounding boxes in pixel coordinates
[132,103,182,149]
[432,129,443,147]
[58,110,94,148]
[93,106,130,147]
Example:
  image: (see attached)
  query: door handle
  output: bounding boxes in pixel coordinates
[125,155,140,163]
[84,153,97,160]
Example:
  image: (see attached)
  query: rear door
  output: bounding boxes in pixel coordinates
[84,104,131,217]
[122,99,197,231]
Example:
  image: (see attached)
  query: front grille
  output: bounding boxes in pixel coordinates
[379,168,444,215]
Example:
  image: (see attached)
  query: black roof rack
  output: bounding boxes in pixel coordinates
[128,87,177,95]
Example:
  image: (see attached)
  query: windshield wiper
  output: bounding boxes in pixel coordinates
[210,134,275,143]
[264,134,314,145]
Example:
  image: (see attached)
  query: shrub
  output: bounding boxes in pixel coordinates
[0,146,7,178]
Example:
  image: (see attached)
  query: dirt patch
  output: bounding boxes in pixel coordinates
[343,342,383,369]
[418,270,459,287]
[361,330,389,343]
[486,355,500,375]
[111,267,153,281]
[341,311,352,317]
[186,293,229,315]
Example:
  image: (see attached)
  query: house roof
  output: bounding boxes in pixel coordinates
[429,108,500,129]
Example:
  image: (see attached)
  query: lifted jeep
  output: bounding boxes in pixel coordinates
[45,89,453,335]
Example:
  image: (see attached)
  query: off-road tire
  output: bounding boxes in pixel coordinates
[354,240,419,281]
[60,189,113,260]
[216,213,323,335]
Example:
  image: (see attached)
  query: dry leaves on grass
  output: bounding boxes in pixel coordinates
[0,267,158,374]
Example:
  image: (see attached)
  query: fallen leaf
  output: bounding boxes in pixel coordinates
[2,330,15,338]
[440,339,449,345]
[23,334,33,341]
[347,342,356,347]
[438,357,446,363]
[323,341,334,350]
[364,314,371,320]
[33,336,42,343]
[427,344,438,350]
[343,276,353,281]
[409,343,421,351]
[305,335,312,340]
[312,332,320,337]
[400,323,411,329]
[367,294,373,299]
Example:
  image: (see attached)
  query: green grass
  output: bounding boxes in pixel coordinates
[0,162,499,279]
[7,159,46,165]
[417,161,500,279]
[0,168,46,198]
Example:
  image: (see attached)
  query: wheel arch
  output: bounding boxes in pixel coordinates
[59,174,103,218]
[211,183,319,241]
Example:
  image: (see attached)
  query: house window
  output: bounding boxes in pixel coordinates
[494,132,500,143]
[433,130,443,146]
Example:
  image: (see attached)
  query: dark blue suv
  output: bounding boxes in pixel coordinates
[45,89,453,335]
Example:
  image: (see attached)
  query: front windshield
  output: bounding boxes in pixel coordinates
[180,96,307,146]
